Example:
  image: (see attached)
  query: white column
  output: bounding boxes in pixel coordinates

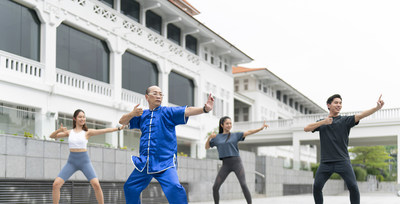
[293,133,301,170]
[159,59,170,105]
[190,143,197,159]
[106,121,120,148]
[110,51,122,103]
[40,20,59,139]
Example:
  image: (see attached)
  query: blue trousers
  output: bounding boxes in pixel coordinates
[313,160,360,204]
[124,167,188,204]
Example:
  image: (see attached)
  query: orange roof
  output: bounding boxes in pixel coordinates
[232,66,265,74]
[169,0,200,16]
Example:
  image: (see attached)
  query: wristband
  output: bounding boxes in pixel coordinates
[203,105,209,113]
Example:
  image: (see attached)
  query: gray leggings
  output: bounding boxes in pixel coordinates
[58,151,97,181]
[213,156,252,204]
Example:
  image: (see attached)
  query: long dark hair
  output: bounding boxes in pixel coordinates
[219,116,231,142]
[73,109,88,131]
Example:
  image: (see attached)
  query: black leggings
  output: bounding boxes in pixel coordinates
[313,160,360,204]
[212,156,252,204]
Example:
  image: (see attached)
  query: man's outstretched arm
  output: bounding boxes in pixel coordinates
[185,93,214,117]
[354,94,384,123]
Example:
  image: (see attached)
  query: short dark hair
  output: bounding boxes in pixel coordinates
[326,94,342,105]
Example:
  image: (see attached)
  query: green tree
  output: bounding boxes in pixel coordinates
[349,146,392,170]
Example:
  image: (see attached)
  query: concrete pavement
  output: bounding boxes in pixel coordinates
[189,192,400,204]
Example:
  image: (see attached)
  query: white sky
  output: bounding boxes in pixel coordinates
[190,0,400,112]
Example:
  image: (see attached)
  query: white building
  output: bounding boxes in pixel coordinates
[232,66,327,168]
[0,0,252,159]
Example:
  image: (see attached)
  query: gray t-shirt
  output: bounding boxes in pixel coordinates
[313,115,358,162]
[209,132,245,159]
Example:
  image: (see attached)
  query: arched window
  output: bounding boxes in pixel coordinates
[168,71,194,106]
[0,0,40,61]
[122,52,158,95]
[56,23,110,83]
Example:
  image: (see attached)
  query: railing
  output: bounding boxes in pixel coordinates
[121,90,148,108]
[233,119,294,132]
[56,69,112,97]
[0,50,44,81]
[233,108,400,131]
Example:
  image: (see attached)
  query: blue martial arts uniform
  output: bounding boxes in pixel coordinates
[124,105,188,204]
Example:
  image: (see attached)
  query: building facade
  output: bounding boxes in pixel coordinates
[0,0,252,159]
[232,66,327,169]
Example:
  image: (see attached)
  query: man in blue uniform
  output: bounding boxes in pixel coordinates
[304,94,384,204]
[119,85,214,204]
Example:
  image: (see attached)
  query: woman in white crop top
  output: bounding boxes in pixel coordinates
[49,109,124,204]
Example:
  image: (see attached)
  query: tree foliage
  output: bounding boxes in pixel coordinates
[349,146,392,170]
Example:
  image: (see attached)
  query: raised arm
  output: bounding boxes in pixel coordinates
[304,117,333,132]
[185,93,214,117]
[243,121,268,138]
[119,104,143,125]
[205,132,217,150]
[86,125,126,138]
[354,94,384,123]
[49,123,69,139]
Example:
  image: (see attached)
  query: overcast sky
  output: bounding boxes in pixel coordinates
[190,0,400,112]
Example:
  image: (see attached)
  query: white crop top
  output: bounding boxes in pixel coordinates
[68,130,88,149]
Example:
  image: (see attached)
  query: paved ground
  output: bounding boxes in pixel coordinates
[189,192,400,204]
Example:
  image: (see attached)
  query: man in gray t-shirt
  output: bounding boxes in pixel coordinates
[304,94,384,204]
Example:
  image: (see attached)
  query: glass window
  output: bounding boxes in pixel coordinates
[57,113,108,145]
[276,91,281,101]
[0,0,40,61]
[167,24,181,45]
[283,95,287,104]
[146,10,162,34]
[98,0,114,8]
[168,71,194,106]
[122,51,158,95]
[123,129,141,151]
[121,0,140,22]
[185,35,197,54]
[243,107,249,121]
[56,24,110,83]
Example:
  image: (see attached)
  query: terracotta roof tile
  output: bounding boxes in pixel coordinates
[232,66,265,74]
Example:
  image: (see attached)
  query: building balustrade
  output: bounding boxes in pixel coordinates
[234,108,400,132]
[0,50,44,81]
[56,69,112,97]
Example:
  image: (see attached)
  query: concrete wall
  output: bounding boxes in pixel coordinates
[0,134,256,202]
[0,134,136,181]
[180,150,256,202]
[265,157,314,196]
